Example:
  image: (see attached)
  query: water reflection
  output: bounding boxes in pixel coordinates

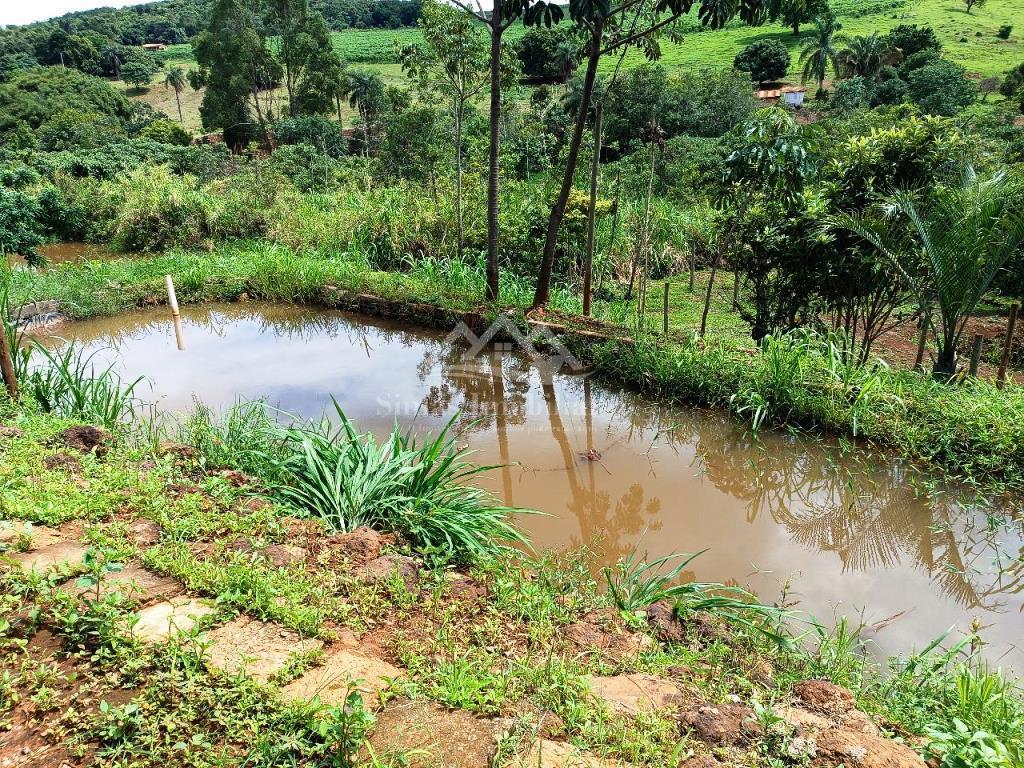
[42,303,1024,669]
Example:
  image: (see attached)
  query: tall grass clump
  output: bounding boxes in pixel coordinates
[25,342,144,429]
[176,399,288,477]
[271,401,525,565]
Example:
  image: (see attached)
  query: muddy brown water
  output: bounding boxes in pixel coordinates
[6,243,121,269]
[40,303,1024,671]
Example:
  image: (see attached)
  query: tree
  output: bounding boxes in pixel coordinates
[292,11,346,116]
[193,0,283,148]
[532,0,776,310]
[446,0,563,302]
[399,0,491,260]
[798,12,843,97]
[266,0,307,114]
[1000,62,1024,99]
[963,0,986,14]
[769,0,827,36]
[836,32,900,81]
[340,68,385,155]
[834,168,1024,379]
[164,65,187,121]
[734,39,791,87]
[907,60,976,116]
[517,26,577,81]
[717,108,813,341]
[120,51,158,88]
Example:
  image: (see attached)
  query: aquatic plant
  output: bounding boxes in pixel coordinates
[271,401,526,564]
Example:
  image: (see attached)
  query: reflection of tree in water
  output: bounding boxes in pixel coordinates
[691,417,1024,614]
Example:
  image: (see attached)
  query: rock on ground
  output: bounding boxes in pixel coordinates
[364,700,507,768]
[203,615,323,682]
[681,703,761,746]
[508,739,637,768]
[813,727,926,768]
[793,680,856,714]
[6,541,88,573]
[60,564,182,604]
[132,597,217,643]
[587,674,686,717]
[357,554,419,587]
[279,648,402,709]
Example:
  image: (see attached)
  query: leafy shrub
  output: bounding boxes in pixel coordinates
[38,108,125,151]
[139,119,191,146]
[997,25,1012,40]
[0,187,43,260]
[870,76,909,107]
[829,76,869,112]
[516,26,575,81]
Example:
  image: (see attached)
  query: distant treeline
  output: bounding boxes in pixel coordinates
[0,0,421,78]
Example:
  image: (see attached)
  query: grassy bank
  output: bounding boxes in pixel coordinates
[1,399,1022,767]
[11,241,1024,496]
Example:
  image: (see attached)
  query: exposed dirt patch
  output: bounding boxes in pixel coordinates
[261,544,307,568]
[57,426,111,456]
[280,648,403,709]
[42,452,82,474]
[357,554,419,587]
[564,612,654,661]
[793,680,856,714]
[645,600,686,644]
[313,526,384,566]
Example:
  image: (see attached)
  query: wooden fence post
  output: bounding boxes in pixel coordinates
[969,334,984,377]
[997,302,1020,389]
[663,282,670,335]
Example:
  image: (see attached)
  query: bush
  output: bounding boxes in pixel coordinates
[997,25,1012,40]
[0,67,133,138]
[94,165,209,251]
[272,115,348,157]
[517,26,576,81]
[830,77,869,112]
[139,118,191,146]
[907,61,976,116]
[1002,63,1024,98]
[884,24,941,56]
[733,40,790,86]
[38,108,125,151]
[870,77,909,107]
[0,187,43,260]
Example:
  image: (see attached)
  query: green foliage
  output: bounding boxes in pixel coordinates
[733,39,791,85]
[272,115,348,156]
[999,62,1024,99]
[0,187,43,260]
[0,66,133,140]
[271,402,525,564]
[516,25,577,81]
[884,24,941,57]
[830,75,868,111]
[38,108,125,152]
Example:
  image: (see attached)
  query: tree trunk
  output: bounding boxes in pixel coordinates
[175,89,183,122]
[455,99,465,262]
[485,12,504,303]
[933,342,957,380]
[0,322,18,402]
[582,102,602,316]
[532,21,603,310]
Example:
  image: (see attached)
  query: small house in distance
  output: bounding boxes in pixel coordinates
[141,43,168,51]
[755,85,807,109]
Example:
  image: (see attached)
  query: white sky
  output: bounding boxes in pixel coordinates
[0,0,153,28]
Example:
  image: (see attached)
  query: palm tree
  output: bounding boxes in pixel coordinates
[553,38,579,84]
[163,66,187,123]
[340,68,385,157]
[836,32,901,81]
[832,169,1024,379]
[798,13,844,98]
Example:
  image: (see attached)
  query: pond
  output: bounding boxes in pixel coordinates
[41,302,1024,671]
